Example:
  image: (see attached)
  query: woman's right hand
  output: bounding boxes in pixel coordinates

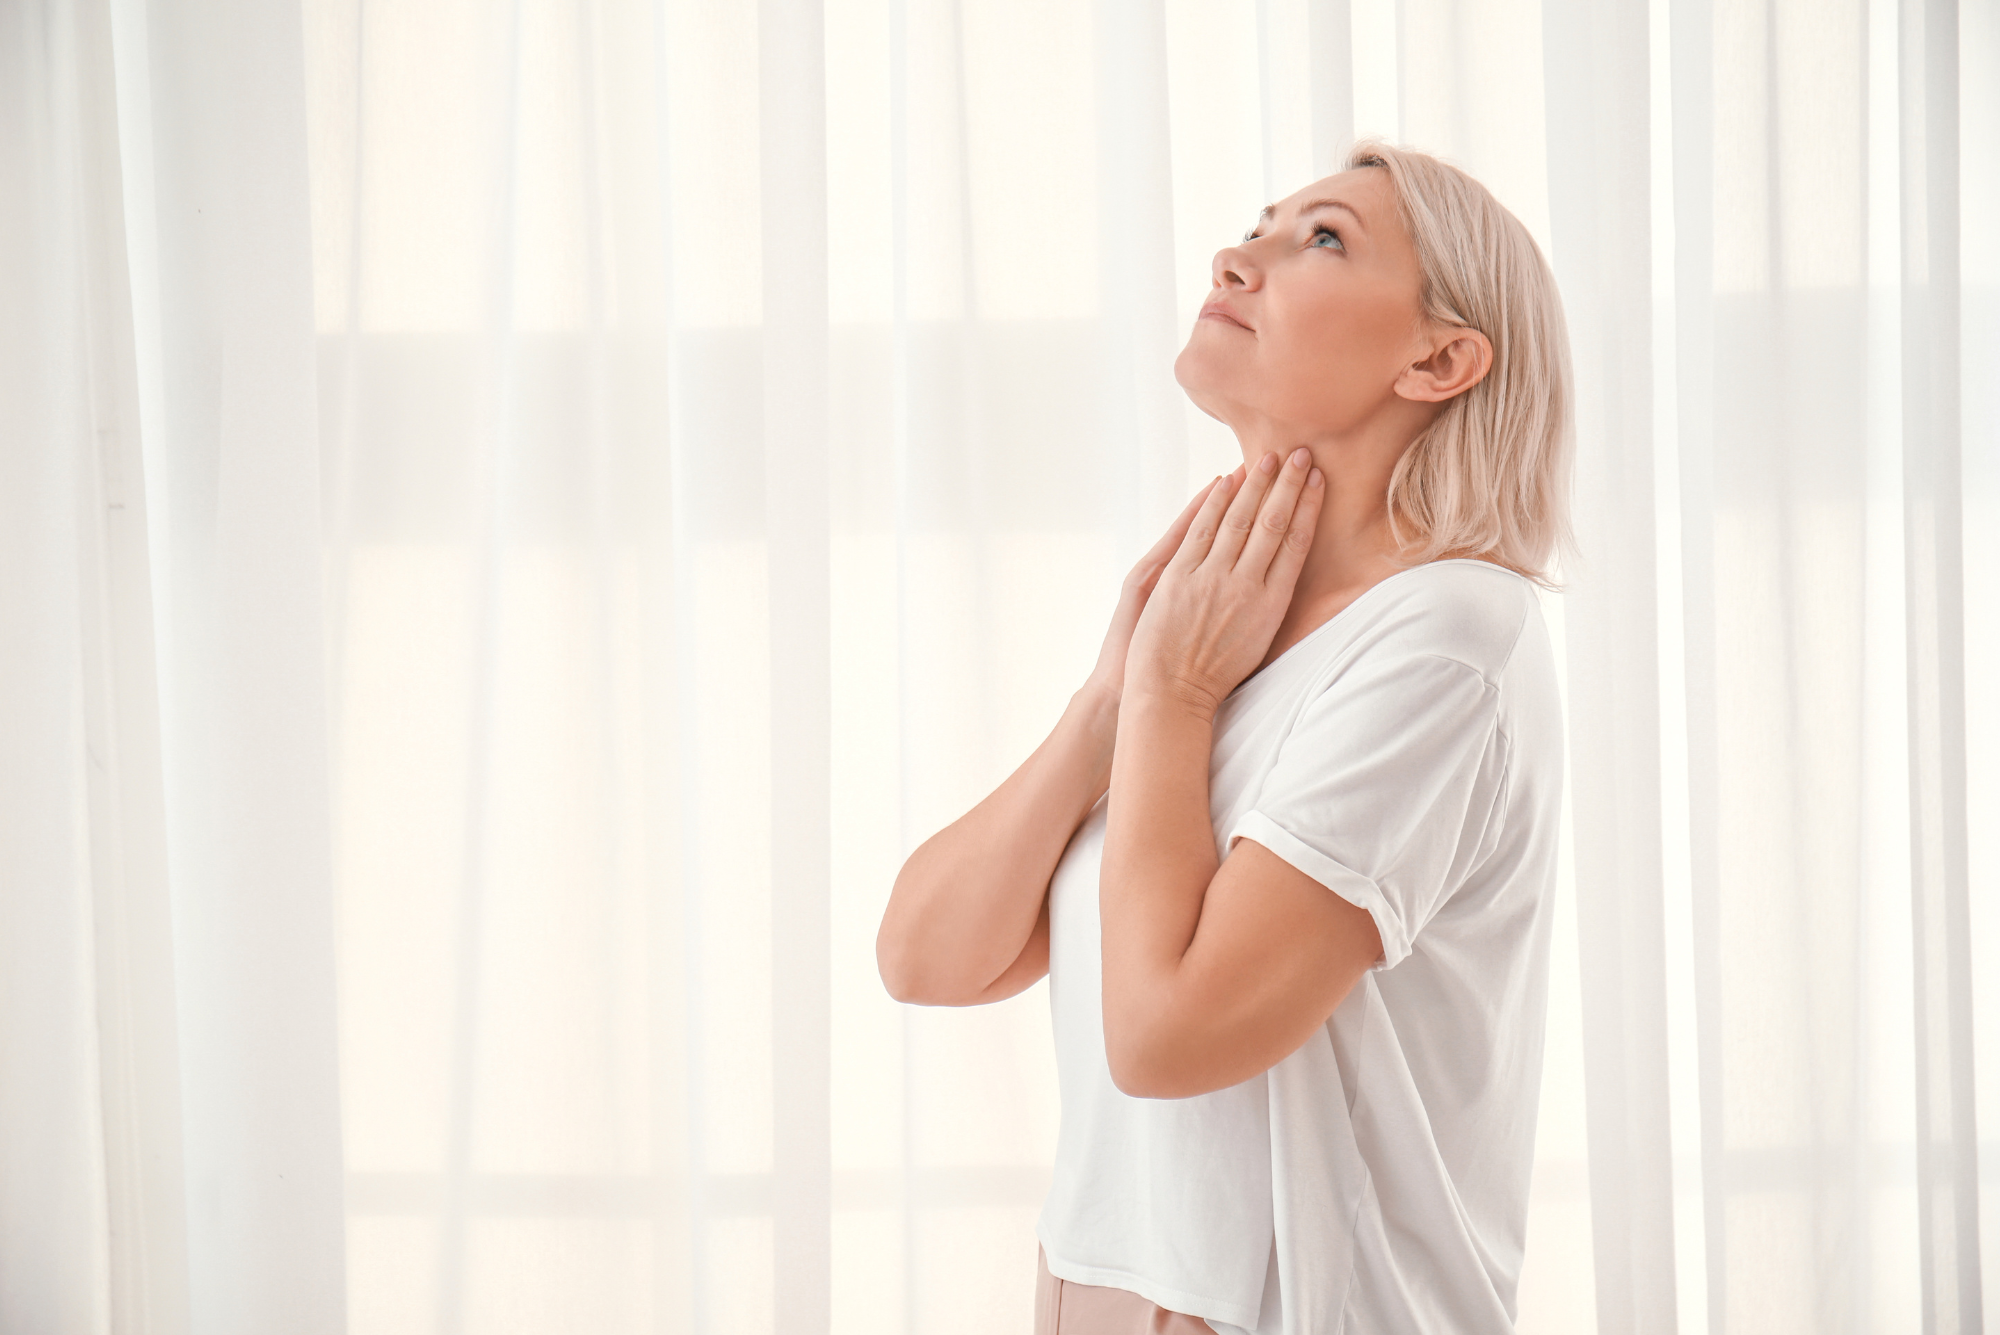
[879,476,1234,1006]
[1084,471,1236,706]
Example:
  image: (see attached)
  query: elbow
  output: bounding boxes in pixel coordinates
[1107,1049,1185,1100]
[876,869,949,1005]
[1104,992,1248,1099]
[1106,1052,1160,1099]
[875,888,932,1003]
[875,928,926,1005]
[875,923,967,1007]
[1103,1017,1191,1100]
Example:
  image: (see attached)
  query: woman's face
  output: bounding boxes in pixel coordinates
[1174,166,1434,438]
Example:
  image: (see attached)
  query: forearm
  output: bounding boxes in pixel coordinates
[1099,690,1219,1077]
[877,684,1120,1003]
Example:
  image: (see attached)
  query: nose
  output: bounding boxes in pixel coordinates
[1211,241,1260,291]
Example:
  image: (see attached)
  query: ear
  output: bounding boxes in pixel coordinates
[1393,327,1493,404]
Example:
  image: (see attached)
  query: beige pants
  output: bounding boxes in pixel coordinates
[1035,1245,1217,1334]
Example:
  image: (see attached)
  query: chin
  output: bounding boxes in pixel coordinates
[1173,348,1244,427]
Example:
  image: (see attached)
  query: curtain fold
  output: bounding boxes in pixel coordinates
[3,0,1997,1331]
[758,0,834,1328]
[1541,3,1678,1331]
[1899,0,1981,1327]
[1,3,123,1327]
[3,0,346,1332]
[134,0,348,1325]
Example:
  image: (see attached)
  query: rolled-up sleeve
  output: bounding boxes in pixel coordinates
[1225,653,1501,971]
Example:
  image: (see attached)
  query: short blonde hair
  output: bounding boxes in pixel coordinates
[1345,140,1576,590]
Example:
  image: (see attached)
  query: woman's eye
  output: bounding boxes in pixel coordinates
[1241,229,1259,243]
[1311,225,1344,251]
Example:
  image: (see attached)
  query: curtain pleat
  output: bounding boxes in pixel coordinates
[1,3,120,1330]
[4,0,1998,1331]
[758,0,835,1329]
[1960,0,2000,1319]
[1686,2,1887,1331]
[1094,0,1186,552]
[3,0,346,1331]
[118,0,350,1328]
[80,0,195,1329]
[1541,3,1678,1331]
[1665,2,1729,1331]
[1898,1,1982,1330]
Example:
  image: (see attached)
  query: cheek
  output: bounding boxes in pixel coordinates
[1266,289,1407,393]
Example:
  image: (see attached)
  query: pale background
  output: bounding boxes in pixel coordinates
[2,0,1997,1333]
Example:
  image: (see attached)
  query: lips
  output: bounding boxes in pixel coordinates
[1199,300,1252,331]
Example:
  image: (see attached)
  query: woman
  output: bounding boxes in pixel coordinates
[876,141,1573,1335]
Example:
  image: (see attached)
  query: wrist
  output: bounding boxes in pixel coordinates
[1070,690,1122,764]
[1119,678,1221,726]
[1074,676,1122,722]
[1066,679,1122,773]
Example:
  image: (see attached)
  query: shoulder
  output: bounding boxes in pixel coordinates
[1341,559,1540,685]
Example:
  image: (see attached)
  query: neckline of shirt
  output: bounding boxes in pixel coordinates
[1229,557,1527,698]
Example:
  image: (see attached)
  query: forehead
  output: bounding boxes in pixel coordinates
[1266,166,1395,226]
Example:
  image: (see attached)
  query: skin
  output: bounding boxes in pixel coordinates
[875,165,1495,1099]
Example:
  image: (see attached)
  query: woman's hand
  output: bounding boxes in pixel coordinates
[1082,474,1227,706]
[1125,447,1325,717]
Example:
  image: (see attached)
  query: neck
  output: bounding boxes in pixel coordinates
[1229,410,1432,668]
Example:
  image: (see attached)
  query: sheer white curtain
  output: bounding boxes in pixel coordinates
[2,1,342,1333]
[4,0,1997,1332]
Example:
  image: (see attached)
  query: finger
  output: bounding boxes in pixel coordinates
[1128,478,1222,599]
[1262,464,1326,593]
[1167,466,1241,571]
[1236,446,1315,578]
[1203,450,1283,570]
[1140,476,1221,569]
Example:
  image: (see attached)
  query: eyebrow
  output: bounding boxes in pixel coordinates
[1257,198,1366,232]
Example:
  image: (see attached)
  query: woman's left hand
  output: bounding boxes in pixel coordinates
[1125,446,1326,717]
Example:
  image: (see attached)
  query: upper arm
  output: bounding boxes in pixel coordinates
[1106,638,1511,1098]
[1108,836,1381,1098]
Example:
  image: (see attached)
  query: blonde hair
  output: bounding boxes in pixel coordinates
[1344,140,1576,590]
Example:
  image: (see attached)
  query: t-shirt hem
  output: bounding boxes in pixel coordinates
[1035,1230,1265,1331]
[1228,810,1412,970]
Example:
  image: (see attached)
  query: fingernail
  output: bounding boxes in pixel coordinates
[1259,452,1278,475]
[1290,447,1311,469]
[1308,468,1323,488]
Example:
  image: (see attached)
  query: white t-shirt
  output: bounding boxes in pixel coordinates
[1036,558,1565,1335]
